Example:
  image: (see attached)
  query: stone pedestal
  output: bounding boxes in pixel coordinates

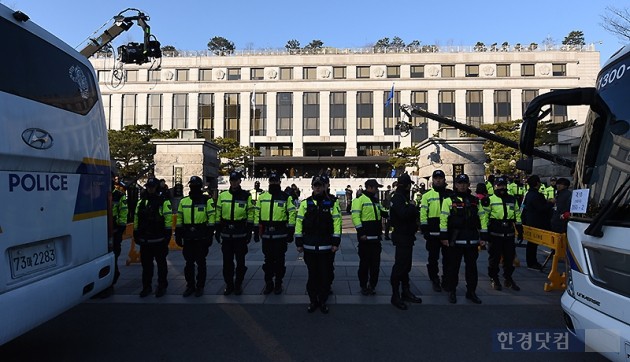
[152,131,220,193]
[415,136,487,187]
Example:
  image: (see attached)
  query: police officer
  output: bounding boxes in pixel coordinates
[481,176,523,291]
[176,176,215,297]
[111,174,128,288]
[295,175,342,314]
[256,172,297,295]
[389,173,422,310]
[351,179,386,296]
[321,174,340,294]
[440,174,485,304]
[420,169,452,292]
[215,171,256,295]
[134,177,173,298]
[522,175,553,270]
[485,174,495,196]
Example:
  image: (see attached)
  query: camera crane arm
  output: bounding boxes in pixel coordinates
[399,104,576,169]
[79,9,160,64]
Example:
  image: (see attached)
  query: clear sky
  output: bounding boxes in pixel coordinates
[4,0,626,67]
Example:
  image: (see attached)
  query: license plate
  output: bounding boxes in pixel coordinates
[10,241,57,278]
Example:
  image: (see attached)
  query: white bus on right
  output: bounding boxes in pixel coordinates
[520,45,630,361]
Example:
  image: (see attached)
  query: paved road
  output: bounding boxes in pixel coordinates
[1,304,606,361]
[2,214,607,361]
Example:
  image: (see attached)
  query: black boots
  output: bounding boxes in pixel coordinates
[401,286,423,304]
[491,277,502,291]
[466,291,482,304]
[431,278,442,292]
[263,281,274,295]
[448,291,457,304]
[504,278,521,291]
[391,290,408,310]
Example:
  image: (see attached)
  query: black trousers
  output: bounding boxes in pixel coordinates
[262,239,288,283]
[140,242,169,288]
[488,235,516,279]
[221,238,248,286]
[426,236,447,281]
[525,241,540,266]
[383,218,391,236]
[444,244,479,292]
[304,251,334,304]
[390,235,414,289]
[182,239,210,288]
[357,241,382,288]
[112,226,125,285]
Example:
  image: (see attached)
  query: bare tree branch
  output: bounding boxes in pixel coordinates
[600,6,630,41]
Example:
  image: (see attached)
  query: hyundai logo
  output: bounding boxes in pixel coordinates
[21,128,54,150]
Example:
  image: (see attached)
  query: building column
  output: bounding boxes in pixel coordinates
[214,92,225,138]
[162,93,174,130]
[482,89,494,125]
[240,91,251,147]
[267,91,277,137]
[374,90,385,137]
[346,90,358,157]
[292,91,303,157]
[399,90,412,148]
[511,89,523,121]
[136,94,148,126]
[427,90,439,136]
[110,94,123,130]
[188,93,199,130]
[320,90,330,137]
[455,89,466,121]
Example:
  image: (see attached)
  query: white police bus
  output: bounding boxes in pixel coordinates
[0,4,114,344]
[520,45,630,360]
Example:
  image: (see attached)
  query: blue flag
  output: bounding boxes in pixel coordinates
[385,84,394,107]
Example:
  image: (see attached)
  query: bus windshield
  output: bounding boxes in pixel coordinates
[574,58,630,224]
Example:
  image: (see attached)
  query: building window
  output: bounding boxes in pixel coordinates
[173,94,188,129]
[148,70,161,82]
[356,66,370,79]
[521,64,535,76]
[387,65,400,78]
[333,66,346,79]
[383,90,400,135]
[258,144,293,157]
[125,70,138,82]
[198,93,214,139]
[494,90,511,122]
[465,65,479,77]
[497,64,510,77]
[122,94,137,127]
[551,90,567,123]
[303,67,316,80]
[438,90,455,118]
[411,91,429,143]
[521,89,539,115]
[441,65,455,78]
[227,68,241,81]
[102,94,111,128]
[199,68,212,81]
[251,92,266,136]
[280,67,293,80]
[303,92,320,136]
[330,92,346,136]
[358,143,393,156]
[176,69,188,81]
[466,90,483,127]
[277,92,293,136]
[356,91,373,135]
[552,63,567,76]
[147,94,162,129]
[224,93,240,141]
[251,68,264,80]
[97,70,111,83]
[410,65,424,78]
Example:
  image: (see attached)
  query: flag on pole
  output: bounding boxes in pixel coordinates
[251,87,256,110]
[385,83,395,107]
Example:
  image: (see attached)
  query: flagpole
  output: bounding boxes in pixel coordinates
[251,84,256,179]
[391,82,395,164]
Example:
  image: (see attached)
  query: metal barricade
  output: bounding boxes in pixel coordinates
[522,226,567,291]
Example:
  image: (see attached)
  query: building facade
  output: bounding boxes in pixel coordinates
[92,45,600,179]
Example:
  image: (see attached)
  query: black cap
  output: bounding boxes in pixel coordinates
[527,175,541,187]
[397,173,414,185]
[550,177,557,181]
[495,176,508,186]
[254,181,260,186]
[320,174,330,185]
[432,170,445,178]
[312,175,324,186]
[188,176,203,187]
[269,173,280,182]
[365,179,383,188]
[454,174,470,184]
[229,171,243,180]
[556,177,570,186]
[145,177,159,187]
